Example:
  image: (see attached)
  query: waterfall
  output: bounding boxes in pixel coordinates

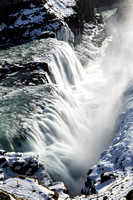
[34,41,85,88]
[22,23,133,194]
[0,4,133,195]
[4,38,129,195]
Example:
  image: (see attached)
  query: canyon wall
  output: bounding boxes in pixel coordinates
[0,0,100,23]
[0,0,46,22]
[98,0,118,7]
[0,0,103,47]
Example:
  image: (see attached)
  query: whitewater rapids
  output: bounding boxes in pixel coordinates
[0,5,133,195]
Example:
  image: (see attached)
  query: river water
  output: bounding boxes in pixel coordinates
[0,7,133,195]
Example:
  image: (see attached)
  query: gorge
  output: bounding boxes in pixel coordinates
[0,0,132,199]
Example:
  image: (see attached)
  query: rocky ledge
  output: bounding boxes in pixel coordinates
[0,150,70,199]
[0,62,51,86]
[0,150,52,185]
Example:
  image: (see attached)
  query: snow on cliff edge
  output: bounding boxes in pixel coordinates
[44,0,77,19]
[78,82,133,199]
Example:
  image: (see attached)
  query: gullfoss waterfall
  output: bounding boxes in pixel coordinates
[0,7,133,195]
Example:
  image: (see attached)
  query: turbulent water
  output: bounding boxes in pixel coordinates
[0,5,133,196]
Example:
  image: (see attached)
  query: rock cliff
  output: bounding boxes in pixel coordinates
[98,0,118,7]
[0,0,46,23]
[0,0,103,48]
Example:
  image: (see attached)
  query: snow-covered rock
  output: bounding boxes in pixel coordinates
[44,0,76,20]
[80,83,133,199]
[0,0,104,48]
[75,22,105,65]
[49,182,70,199]
[0,2,61,47]
[0,176,73,199]
[0,150,52,187]
[0,176,57,200]
[0,0,78,47]
[0,150,71,199]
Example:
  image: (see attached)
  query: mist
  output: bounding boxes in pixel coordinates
[4,1,133,196]
[30,2,133,196]
[64,2,133,194]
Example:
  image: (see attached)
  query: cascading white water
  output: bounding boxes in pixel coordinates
[18,35,133,195]
[23,8,133,194]
[0,2,133,196]
[34,42,85,88]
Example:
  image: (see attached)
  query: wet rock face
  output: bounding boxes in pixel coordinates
[75,0,103,24]
[98,0,118,7]
[78,0,96,22]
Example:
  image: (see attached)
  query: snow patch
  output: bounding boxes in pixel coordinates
[44,0,76,19]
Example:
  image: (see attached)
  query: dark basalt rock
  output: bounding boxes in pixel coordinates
[81,175,96,195]
[0,73,6,80]
[126,189,133,200]
[10,159,39,176]
[22,72,49,85]
[87,169,93,175]
[0,150,52,186]
[0,0,46,23]
[65,0,104,45]
[0,150,6,155]
[0,157,7,165]
[85,177,92,188]
[0,0,104,48]
[100,172,116,183]
[0,1,62,48]
[103,196,108,200]
[0,62,51,86]
[0,190,12,200]
[98,0,118,7]
[75,0,103,25]
[38,32,56,39]
[0,157,9,169]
